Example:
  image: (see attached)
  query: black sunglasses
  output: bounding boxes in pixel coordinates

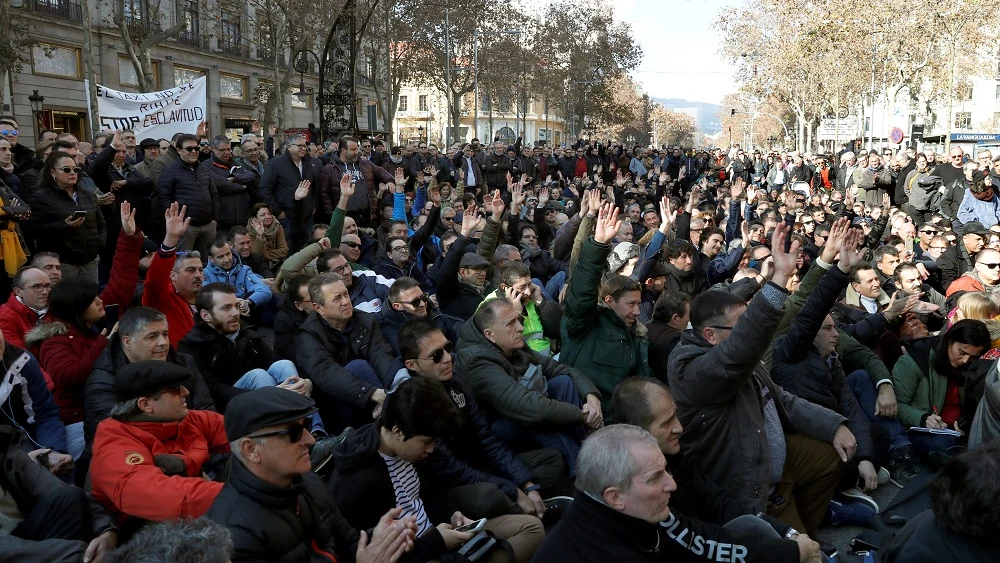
[248,420,310,443]
[980,262,1000,270]
[419,341,454,363]
[181,146,200,152]
[400,294,426,308]
[341,241,362,249]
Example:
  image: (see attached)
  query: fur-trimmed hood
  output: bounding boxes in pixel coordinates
[23,320,68,349]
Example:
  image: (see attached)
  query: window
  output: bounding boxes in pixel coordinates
[220,9,246,57]
[419,95,428,112]
[399,95,408,112]
[956,81,973,102]
[498,97,510,113]
[481,95,490,112]
[955,112,972,129]
[32,44,81,78]
[995,83,1000,100]
[219,74,247,99]
[178,0,201,45]
[119,57,160,89]
[173,66,205,86]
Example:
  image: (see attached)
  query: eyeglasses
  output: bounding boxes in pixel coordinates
[419,341,454,363]
[930,246,949,251]
[341,241,362,249]
[290,143,307,148]
[199,142,210,147]
[24,283,52,292]
[181,146,200,152]
[709,325,735,331]
[920,230,939,235]
[247,420,310,443]
[0,129,18,136]
[979,262,1000,270]
[57,166,82,174]
[390,245,408,253]
[951,155,963,159]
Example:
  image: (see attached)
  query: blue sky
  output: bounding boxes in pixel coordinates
[615,0,739,104]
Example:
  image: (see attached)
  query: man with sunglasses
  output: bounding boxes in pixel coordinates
[944,248,1000,297]
[0,117,34,175]
[395,318,568,522]
[937,147,968,222]
[208,386,418,562]
[157,133,219,256]
[90,360,230,525]
[380,276,462,357]
[937,221,988,292]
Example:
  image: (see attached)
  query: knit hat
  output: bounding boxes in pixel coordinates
[607,241,639,273]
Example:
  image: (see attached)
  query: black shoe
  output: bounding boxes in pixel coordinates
[819,542,838,558]
[541,496,573,528]
[310,427,352,475]
[886,446,920,488]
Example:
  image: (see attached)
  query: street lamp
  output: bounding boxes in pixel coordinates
[28,90,44,130]
[473,28,521,142]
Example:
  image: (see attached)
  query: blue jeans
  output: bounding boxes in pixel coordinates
[491,375,588,477]
[544,271,567,302]
[846,370,910,451]
[235,360,325,433]
[65,422,84,461]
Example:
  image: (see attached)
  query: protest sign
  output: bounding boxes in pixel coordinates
[92,77,207,138]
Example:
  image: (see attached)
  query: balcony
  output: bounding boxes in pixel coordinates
[220,38,249,59]
[18,0,83,22]
[176,30,207,49]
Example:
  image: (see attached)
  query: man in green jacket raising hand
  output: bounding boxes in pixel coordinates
[560,201,651,421]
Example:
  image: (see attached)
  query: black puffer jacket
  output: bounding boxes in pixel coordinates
[207,457,361,563]
[294,311,404,408]
[274,298,308,363]
[28,184,106,265]
[379,307,463,357]
[157,159,219,226]
[771,265,875,462]
[83,337,216,446]
[201,156,255,227]
[177,323,280,411]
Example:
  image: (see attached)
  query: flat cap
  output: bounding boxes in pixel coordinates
[459,252,490,269]
[962,221,989,236]
[224,387,317,442]
[115,361,194,402]
[139,138,160,149]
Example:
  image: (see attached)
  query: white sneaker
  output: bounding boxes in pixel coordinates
[877,466,890,486]
[839,487,879,514]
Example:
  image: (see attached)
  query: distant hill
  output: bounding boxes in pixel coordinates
[652,97,722,135]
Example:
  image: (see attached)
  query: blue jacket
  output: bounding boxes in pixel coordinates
[0,345,67,453]
[349,269,394,315]
[203,261,273,307]
[958,191,1000,228]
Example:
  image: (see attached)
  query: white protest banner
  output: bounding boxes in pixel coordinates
[93,76,207,139]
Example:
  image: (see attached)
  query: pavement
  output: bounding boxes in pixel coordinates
[815,482,900,555]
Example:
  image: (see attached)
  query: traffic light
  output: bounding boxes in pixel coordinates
[731,109,736,117]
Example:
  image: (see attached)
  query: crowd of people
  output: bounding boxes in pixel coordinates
[0,113,998,563]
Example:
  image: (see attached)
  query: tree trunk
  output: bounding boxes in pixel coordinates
[80,0,100,138]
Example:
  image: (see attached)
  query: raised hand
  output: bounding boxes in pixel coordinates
[836,227,864,272]
[769,222,801,288]
[746,185,758,203]
[730,177,745,199]
[163,202,191,247]
[659,170,669,185]
[250,217,265,236]
[340,173,355,200]
[594,202,622,245]
[490,190,505,221]
[820,217,850,263]
[616,170,626,187]
[294,180,311,201]
[538,188,549,206]
[120,201,137,237]
[429,185,441,205]
[520,173,529,188]
[659,196,675,233]
[511,184,526,210]
[393,167,405,189]
[461,203,480,237]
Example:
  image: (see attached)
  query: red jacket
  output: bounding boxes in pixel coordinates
[0,293,42,350]
[142,248,195,349]
[29,320,108,424]
[90,409,228,524]
[99,228,145,309]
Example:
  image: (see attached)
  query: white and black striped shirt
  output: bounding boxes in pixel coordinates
[380,453,432,536]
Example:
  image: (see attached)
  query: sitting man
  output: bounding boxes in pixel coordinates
[946,247,1000,297]
[456,298,602,475]
[664,239,709,296]
[142,202,204,347]
[227,226,274,279]
[375,236,434,294]
[432,201,499,321]
[207,387,417,562]
[295,273,404,432]
[668,224,854,538]
[279,245,393,314]
[273,273,314,363]
[771,232,888,524]
[480,261,562,358]
[202,239,273,319]
[397,319,566,519]
[0,425,118,563]
[646,291,691,383]
[0,266,52,350]
[178,283,315,416]
[560,203,650,419]
[379,276,462,356]
[90,361,230,527]
[85,306,215,451]
[533,425,821,563]
[330,377,545,562]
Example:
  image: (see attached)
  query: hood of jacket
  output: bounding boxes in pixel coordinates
[331,420,381,471]
[23,319,70,349]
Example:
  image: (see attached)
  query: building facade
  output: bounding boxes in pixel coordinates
[7,0,387,144]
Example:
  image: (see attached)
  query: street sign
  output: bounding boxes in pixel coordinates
[889,127,904,144]
[818,118,858,142]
